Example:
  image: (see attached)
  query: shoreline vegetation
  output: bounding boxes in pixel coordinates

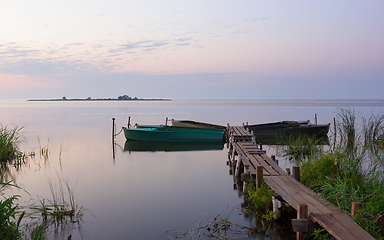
[27,95,171,102]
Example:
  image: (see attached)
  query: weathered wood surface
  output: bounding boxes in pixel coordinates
[229,126,253,141]
[228,126,375,240]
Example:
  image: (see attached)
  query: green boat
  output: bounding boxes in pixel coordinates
[122,125,225,142]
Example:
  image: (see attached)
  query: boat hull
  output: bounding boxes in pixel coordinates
[247,121,330,144]
[171,120,226,129]
[123,126,225,143]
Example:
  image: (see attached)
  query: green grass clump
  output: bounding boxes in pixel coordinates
[245,180,276,230]
[0,125,24,162]
[301,152,344,189]
[0,182,26,240]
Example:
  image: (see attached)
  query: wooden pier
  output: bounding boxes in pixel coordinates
[227,125,375,240]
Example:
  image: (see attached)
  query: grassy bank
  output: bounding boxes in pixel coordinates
[269,108,384,239]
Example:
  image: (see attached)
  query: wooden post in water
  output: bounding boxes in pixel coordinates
[256,165,263,189]
[352,202,363,216]
[128,117,131,128]
[112,118,116,159]
[315,114,317,125]
[293,166,300,182]
[297,204,308,240]
[112,118,115,143]
[235,155,243,177]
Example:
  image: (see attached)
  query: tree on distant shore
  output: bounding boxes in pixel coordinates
[118,95,131,100]
[62,96,67,100]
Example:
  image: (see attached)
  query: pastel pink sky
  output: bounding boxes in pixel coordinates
[1,1,383,99]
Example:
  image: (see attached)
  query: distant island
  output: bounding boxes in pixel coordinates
[28,95,171,101]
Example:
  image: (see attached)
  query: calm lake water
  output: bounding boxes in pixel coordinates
[1,99,384,240]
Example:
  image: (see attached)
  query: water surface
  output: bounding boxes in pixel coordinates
[1,99,383,239]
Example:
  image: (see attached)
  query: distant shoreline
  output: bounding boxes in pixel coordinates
[27,97,171,102]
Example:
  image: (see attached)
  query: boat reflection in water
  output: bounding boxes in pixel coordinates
[123,140,224,152]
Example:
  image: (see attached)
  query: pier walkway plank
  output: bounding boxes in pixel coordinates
[228,126,375,240]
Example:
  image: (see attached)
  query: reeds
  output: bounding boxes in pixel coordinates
[30,175,83,222]
[0,182,26,240]
[297,108,384,238]
[0,124,25,162]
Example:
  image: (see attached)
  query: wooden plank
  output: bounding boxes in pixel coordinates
[246,155,272,176]
[275,176,332,214]
[231,127,241,136]
[241,156,256,175]
[311,213,373,240]
[264,176,301,209]
[265,176,325,215]
[249,154,280,176]
[266,176,375,240]
[252,154,281,176]
[236,143,279,176]
[259,154,287,175]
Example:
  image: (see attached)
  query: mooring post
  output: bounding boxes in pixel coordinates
[297,204,308,240]
[128,116,131,128]
[286,168,291,176]
[351,202,363,216]
[315,114,317,125]
[256,165,263,189]
[112,118,115,143]
[112,118,116,159]
[293,166,301,182]
[258,143,263,150]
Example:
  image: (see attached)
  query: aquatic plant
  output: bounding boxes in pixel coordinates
[277,134,324,165]
[30,176,83,221]
[37,138,49,161]
[26,175,87,239]
[297,109,384,238]
[0,125,25,162]
[28,222,47,240]
[0,182,26,240]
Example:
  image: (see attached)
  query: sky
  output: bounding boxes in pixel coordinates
[1,0,383,99]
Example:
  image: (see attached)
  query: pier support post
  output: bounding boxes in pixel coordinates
[293,166,301,182]
[272,195,282,220]
[235,155,243,177]
[296,204,310,240]
[256,165,263,189]
[241,165,250,182]
[352,202,363,216]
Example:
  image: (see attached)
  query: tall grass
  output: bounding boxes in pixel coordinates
[295,108,384,239]
[0,125,25,162]
[0,182,26,240]
[26,174,86,239]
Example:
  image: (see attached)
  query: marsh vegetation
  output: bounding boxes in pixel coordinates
[270,108,384,239]
[0,126,86,240]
